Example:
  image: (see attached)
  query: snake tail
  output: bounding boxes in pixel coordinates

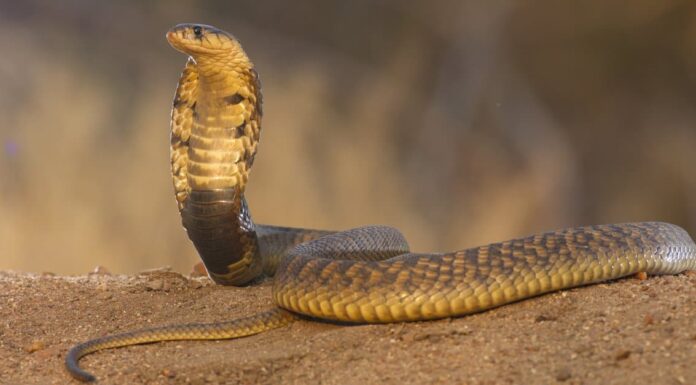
[65,308,296,382]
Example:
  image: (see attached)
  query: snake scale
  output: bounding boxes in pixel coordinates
[65,23,696,382]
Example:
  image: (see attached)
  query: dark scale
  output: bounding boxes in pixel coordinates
[234,123,245,138]
[223,93,245,105]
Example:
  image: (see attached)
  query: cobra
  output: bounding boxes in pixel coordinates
[65,23,696,382]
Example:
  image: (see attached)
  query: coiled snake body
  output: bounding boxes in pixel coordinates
[65,24,696,382]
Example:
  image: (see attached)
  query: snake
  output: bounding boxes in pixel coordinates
[64,23,696,382]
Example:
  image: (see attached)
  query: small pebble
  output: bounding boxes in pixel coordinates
[33,346,61,360]
[401,333,415,343]
[24,340,45,353]
[96,292,113,301]
[191,262,208,277]
[534,314,557,322]
[615,350,631,361]
[555,367,572,381]
[90,266,111,275]
[140,266,172,275]
[146,279,164,291]
[643,314,655,326]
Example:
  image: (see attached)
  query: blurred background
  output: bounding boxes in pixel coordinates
[1,0,695,275]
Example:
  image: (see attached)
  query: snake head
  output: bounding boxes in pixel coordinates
[166,23,244,59]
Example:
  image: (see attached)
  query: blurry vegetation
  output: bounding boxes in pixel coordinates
[1,0,695,274]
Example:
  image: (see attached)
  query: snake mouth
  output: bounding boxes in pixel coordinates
[166,23,233,56]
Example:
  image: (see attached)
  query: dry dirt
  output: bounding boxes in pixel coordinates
[1,269,694,385]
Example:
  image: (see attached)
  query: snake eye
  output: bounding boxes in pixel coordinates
[193,26,202,38]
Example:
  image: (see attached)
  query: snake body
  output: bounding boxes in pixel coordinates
[65,24,696,382]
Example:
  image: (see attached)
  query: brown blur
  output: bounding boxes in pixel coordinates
[1,1,695,275]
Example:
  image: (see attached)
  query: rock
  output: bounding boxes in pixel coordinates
[643,314,655,326]
[96,291,113,301]
[146,279,164,291]
[90,266,111,275]
[191,262,208,277]
[615,350,631,361]
[24,340,45,353]
[555,367,572,381]
[534,314,557,322]
[139,266,173,275]
[96,282,109,291]
[33,346,61,360]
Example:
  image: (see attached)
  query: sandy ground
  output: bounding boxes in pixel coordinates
[1,269,694,385]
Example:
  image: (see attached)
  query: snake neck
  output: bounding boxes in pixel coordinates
[181,189,263,285]
[172,48,265,285]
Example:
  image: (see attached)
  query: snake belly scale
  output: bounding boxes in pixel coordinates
[64,23,696,382]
